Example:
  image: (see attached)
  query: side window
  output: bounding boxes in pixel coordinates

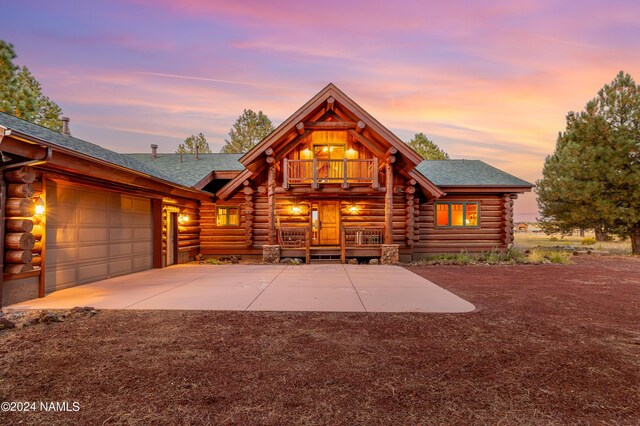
[216,206,240,226]
[436,203,449,226]
[435,202,480,227]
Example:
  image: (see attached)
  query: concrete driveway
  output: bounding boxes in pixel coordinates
[5,264,475,313]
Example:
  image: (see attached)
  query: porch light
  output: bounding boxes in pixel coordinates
[178,213,189,224]
[34,197,45,215]
[290,204,302,215]
[348,204,359,215]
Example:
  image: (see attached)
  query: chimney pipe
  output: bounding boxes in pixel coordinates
[61,117,70,136]
[151,144,158,159]
[195,146,199,160]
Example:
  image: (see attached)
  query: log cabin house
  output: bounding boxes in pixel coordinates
[0,84,532,306]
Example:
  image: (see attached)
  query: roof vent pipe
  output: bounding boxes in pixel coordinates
[195,146,199,160]
[151,144,158,159]
[61,117,70,135]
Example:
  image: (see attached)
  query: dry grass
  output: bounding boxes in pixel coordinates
[1,256,639,425]
[515,232,631,255]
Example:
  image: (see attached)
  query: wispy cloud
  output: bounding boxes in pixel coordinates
[136,71,298,90]
[5,0,640,220]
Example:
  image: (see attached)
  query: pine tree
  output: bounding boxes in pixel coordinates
[537,71,640,253]
[0,40,63,131]
[0,41,19,115]
[17,66,63,131]
[221,109,274,153]
[176,133,212,154]
[407,133,449,160]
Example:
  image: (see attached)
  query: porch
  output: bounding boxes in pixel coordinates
[278,225,388,263]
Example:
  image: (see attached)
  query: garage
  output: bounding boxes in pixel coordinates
[44,181,153,293]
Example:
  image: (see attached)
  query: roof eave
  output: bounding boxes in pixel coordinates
[437,185,533,193]
[407,169,445,199]
[4,129,211,199]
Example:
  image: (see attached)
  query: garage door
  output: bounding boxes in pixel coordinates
[45,181,152,293]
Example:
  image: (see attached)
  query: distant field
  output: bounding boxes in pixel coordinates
[514,232,631,255]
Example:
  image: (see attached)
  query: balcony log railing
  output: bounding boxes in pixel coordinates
[340,226,384,263]
[283,158,379,189]
[278,226,311,263]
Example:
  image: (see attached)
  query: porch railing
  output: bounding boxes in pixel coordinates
[278,226,311,263]
[283,158,379,189]
[340,226,384,263]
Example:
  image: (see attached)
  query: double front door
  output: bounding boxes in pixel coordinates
[312,200,340,245]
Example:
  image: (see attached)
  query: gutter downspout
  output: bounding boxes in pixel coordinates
[0,139,52,308]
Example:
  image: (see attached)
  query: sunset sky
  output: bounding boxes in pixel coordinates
[4,0,640,220]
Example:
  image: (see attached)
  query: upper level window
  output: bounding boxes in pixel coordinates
[435,202,479,227]
[313,144,345,160]
[216,206,240,226]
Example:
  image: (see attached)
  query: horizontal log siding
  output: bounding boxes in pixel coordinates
[253,193,268,247]
[339,195,406,246]
[162,201,200,263]
[415,194,506,254]
[252,195,311,248]
[200,192,249,254]
[178,204,199,256]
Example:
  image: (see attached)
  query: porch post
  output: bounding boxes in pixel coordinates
[243,181,254,247]
[384,159,394,244]
[282,158,289,190]
[405,180,416,248]
[342,158,349,189]
[267,155,276,245]
[312,158,319,189]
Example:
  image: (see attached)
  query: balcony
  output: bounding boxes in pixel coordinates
[283,158,379,189]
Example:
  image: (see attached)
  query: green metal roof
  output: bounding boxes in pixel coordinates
[127,153,244,187]
[416,159,533,187]
[0,111,179,185]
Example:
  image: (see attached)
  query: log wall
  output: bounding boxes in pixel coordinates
[200,191,410,253]
[200,192,252,254]
[161,201,200,263]
[3,166,40,276]
[414,194,507,255]
[339,194,407,246]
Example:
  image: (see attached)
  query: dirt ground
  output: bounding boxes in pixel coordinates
[1,256,639,425]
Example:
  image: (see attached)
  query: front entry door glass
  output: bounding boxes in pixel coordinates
[317,201,340,245]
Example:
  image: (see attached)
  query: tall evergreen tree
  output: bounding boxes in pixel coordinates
[0,40,63,131]
[17,66,63,131]
[221,109,274,153]
[537,71,640,253]
[0,41,19,115]
[176,133,212,154]
[407,133,449,160]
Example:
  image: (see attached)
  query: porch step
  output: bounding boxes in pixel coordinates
[308,246,342,263]
[310,259,342,264]
[310,253,341,259]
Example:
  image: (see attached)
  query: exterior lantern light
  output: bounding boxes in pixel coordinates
[291,204,302,215]
[178,213,189,224]
[34,197,45,215]
[348,204,359,215]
